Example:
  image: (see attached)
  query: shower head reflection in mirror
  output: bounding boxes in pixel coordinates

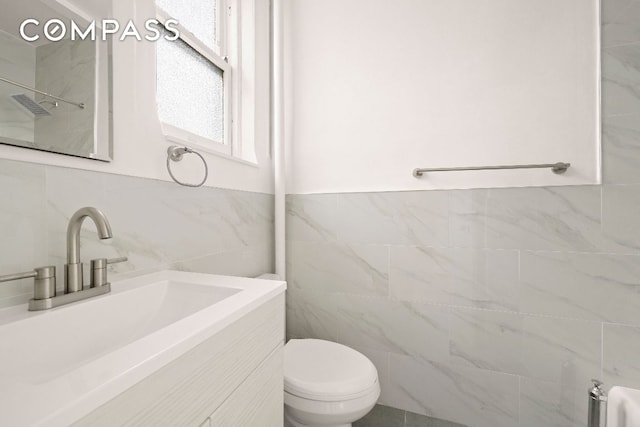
[0,1,112,161]
[11,94,51,117]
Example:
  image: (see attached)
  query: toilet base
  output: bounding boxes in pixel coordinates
[285,411,350,427]
[283,383,379,427]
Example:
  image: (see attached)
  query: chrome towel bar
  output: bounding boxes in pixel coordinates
[412,162,570,177]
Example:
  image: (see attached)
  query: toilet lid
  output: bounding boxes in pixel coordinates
[284,339,378,401]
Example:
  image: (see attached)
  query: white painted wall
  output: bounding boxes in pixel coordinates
[0,0,274,195]
[285,0,600,194]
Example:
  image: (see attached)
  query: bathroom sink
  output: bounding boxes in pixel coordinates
[0,280,240,384]
[0,270,286,427]
[607,386,640,427]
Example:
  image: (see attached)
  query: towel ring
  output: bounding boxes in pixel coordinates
[166,146,209,187]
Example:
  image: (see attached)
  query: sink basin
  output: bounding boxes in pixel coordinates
[0,270,286,427]
[608,386,640,427]
[0,280,240,384]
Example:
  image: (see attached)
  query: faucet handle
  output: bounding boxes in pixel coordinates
[107,257,128,265]
[0,270,38,283]
[90,257,128,288]
[89,257,128,269]
[0,266,56,300]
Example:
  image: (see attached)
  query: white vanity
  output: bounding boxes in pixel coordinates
[0,271,286,427]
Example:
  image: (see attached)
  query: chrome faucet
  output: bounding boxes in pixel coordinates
[0,207,127,311]
[65,207,113,293]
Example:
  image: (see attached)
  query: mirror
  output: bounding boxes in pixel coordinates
[0,0,111,161]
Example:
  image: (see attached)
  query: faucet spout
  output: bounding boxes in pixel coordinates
[66,207,112,264]
[65,207,112,293]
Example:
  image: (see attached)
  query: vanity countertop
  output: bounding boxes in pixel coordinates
[0,270,286,427]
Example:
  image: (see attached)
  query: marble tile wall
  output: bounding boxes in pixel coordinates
[286,187,640,426]
[286,1,640,425]
[286,191,600,427]
[0,158,274,309]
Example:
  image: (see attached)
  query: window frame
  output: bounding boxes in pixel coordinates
[155,2,233,156]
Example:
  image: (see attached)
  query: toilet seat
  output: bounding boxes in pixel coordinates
[284,339,378,402]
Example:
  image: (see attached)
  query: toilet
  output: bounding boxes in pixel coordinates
[284,338,380,427]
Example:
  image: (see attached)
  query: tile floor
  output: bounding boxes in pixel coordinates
[354,404,466,427]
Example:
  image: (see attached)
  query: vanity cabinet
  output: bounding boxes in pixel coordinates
[73,294,285,427]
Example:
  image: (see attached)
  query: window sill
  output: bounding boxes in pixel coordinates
[199,144,259,168]
[164,135,259,169]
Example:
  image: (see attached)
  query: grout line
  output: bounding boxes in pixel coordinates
[483,188,489,252]
[602,40,640,49]
[516,248,521,300]
[600,185,604,236]
[334,193,341,243]
[602,111,640,118]
[386,352,391,410]
[283,239,640,256]
[517,375,521,426]
[601,322,605,383]
[446,190,452,248]
[301,287,638,325]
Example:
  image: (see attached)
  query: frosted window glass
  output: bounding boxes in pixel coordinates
[156,0,217,49]
[156,33,224,143]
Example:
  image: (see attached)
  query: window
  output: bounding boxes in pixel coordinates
[156,0,232,155]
